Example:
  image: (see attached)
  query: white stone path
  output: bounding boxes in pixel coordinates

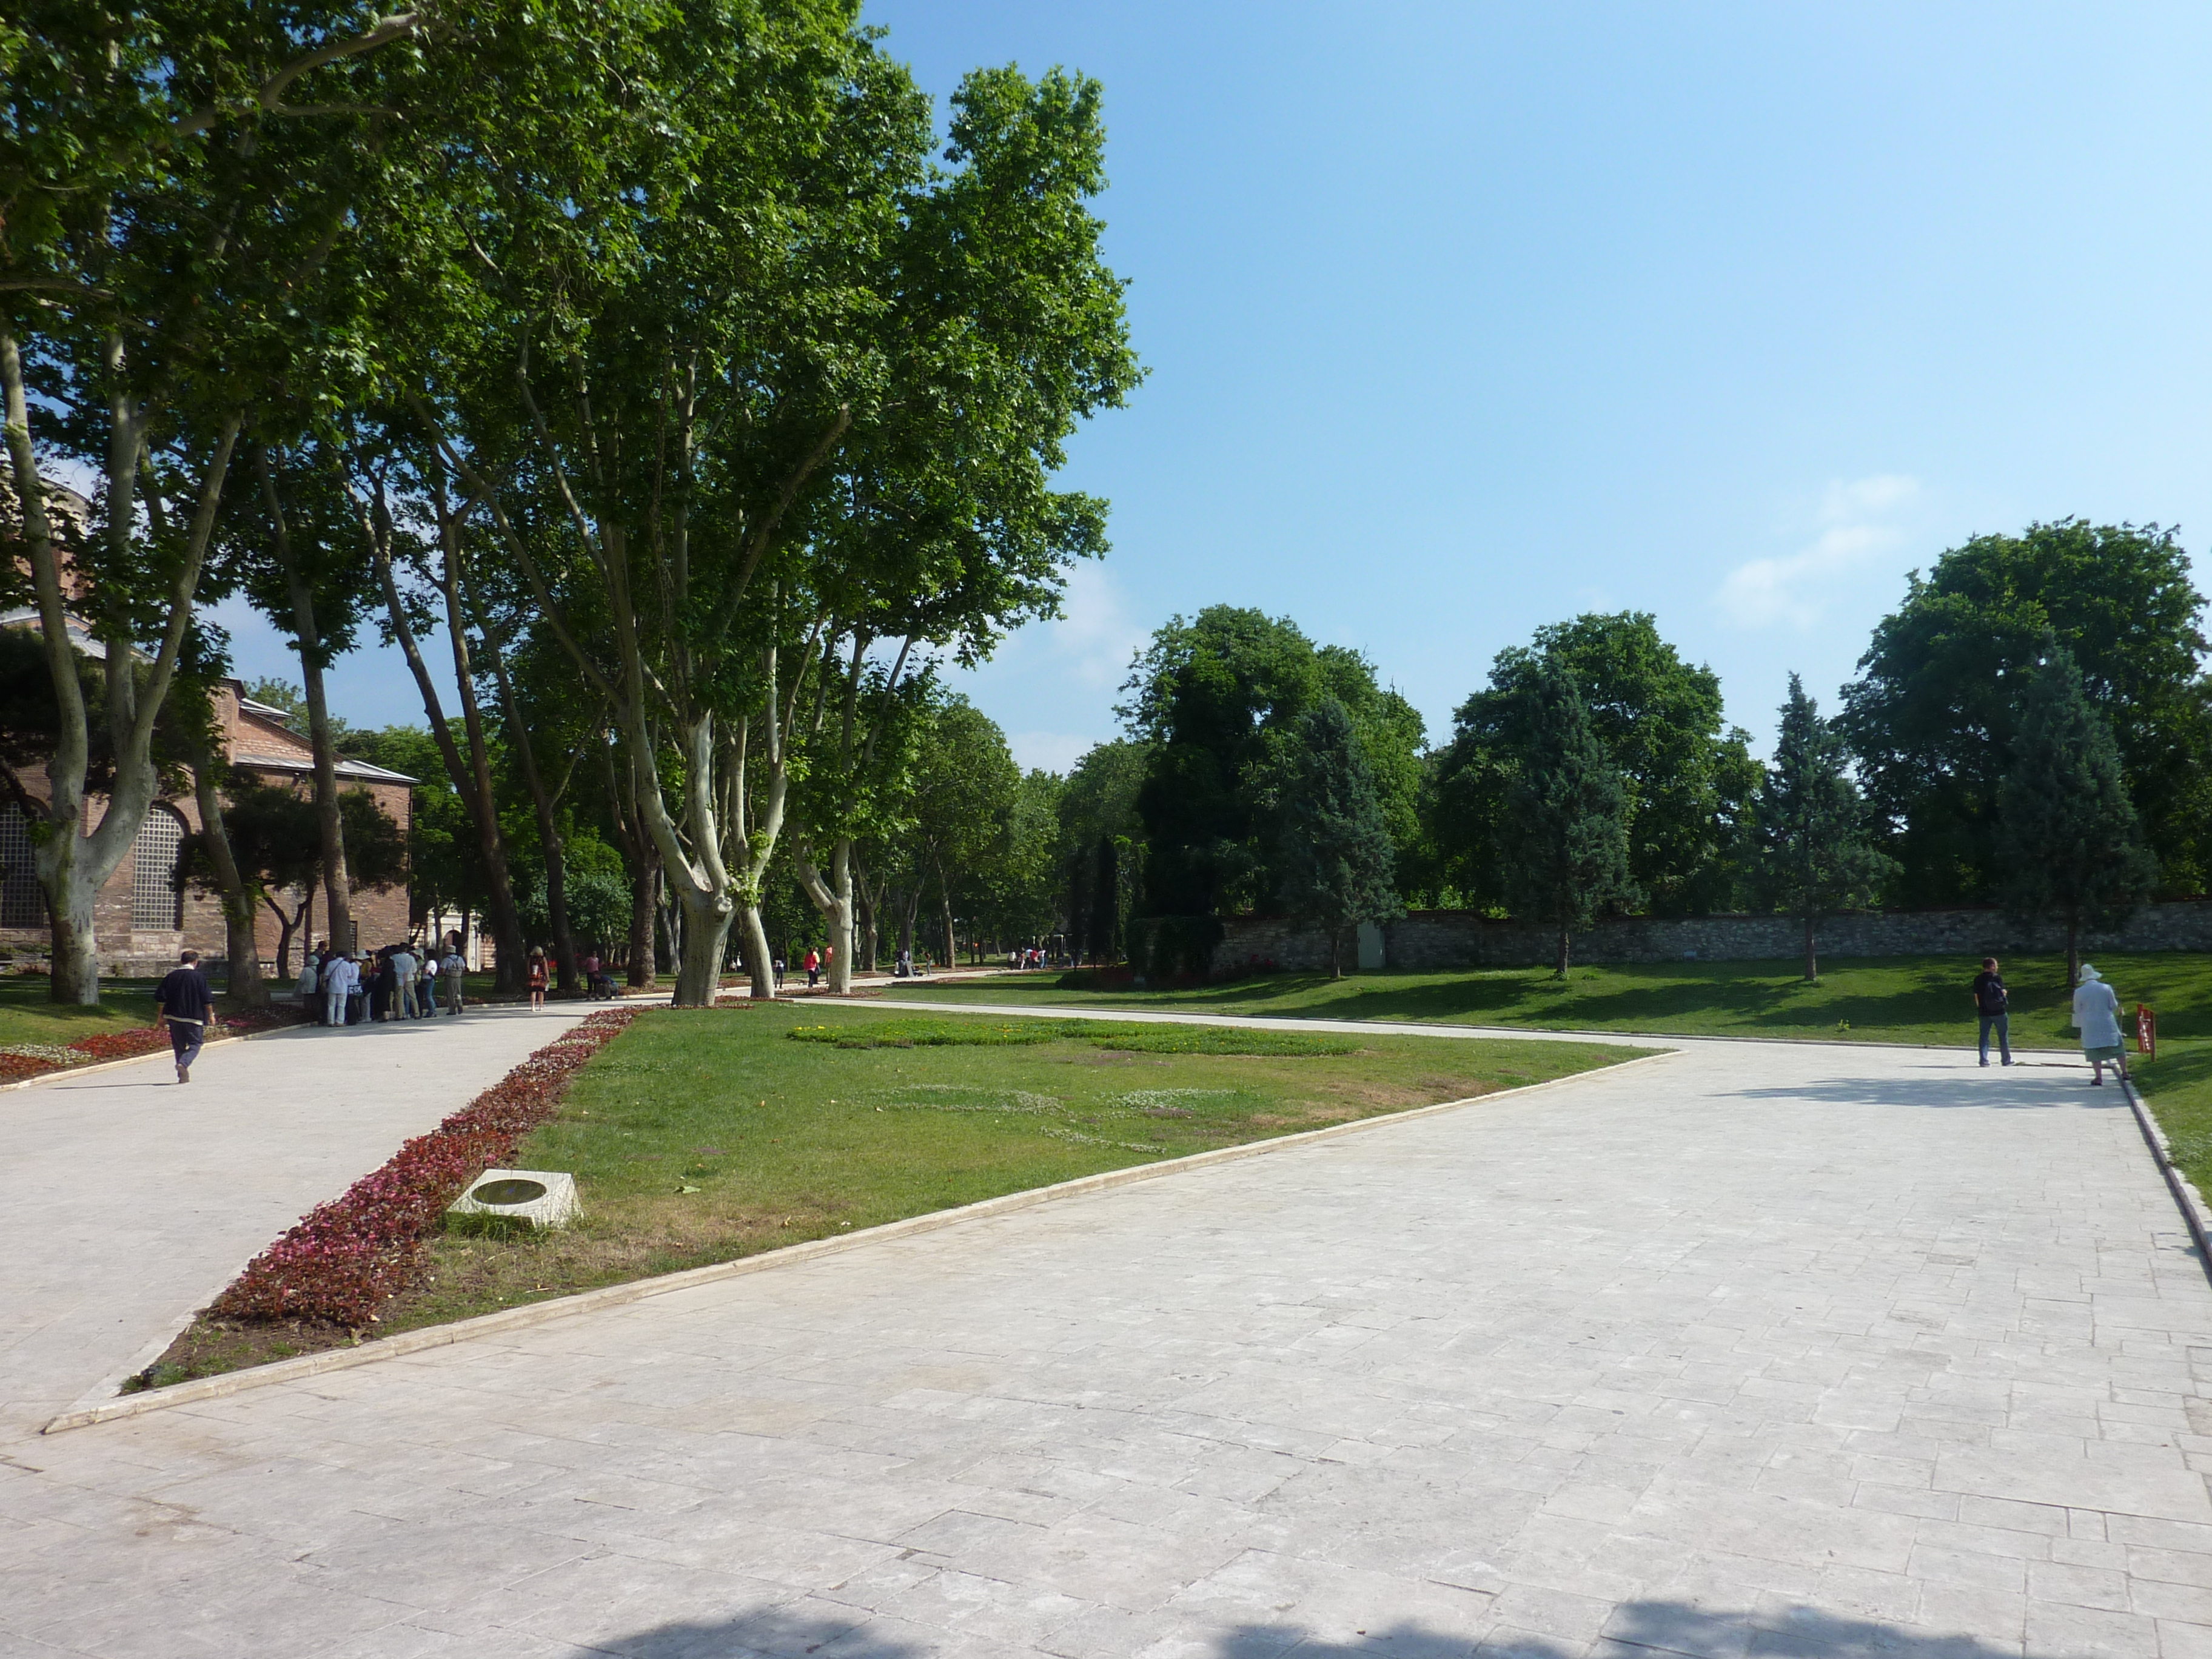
[5,1017,2212,1659]
[0,1004,588,1441]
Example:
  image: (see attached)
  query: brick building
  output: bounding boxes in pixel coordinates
[0,655,415,979]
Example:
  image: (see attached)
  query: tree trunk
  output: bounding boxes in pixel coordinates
[1803,913,1819,983]
[941,887,955,973]
[262,454,355,956]
[370,474,529,990]
[602,736,659,987]
[189,751,270,1010]
[1554,922,1571,980]
[47,868,104,1007]
[3,330,240,1006]
[671,887,732,1007]
[484,642,577,993]
[796,839,856,994]
[1329,926,1344,980]
[628,857,659,987]
[2066,917,2081,991]
[739,905,776,999]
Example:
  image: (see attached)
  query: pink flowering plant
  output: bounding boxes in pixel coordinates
[209,1008,637,1328]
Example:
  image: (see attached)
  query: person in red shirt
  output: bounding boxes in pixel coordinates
[804,948,820,988]
[527,947,549,1010]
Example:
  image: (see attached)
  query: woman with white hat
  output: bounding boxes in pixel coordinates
[2072,965,2128,1087]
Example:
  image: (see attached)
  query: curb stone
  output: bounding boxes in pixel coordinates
[0,1015,317,1093]
[41,1045,1677,1433]
[2120,1071,2212,1284]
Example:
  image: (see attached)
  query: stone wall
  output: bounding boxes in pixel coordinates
[1215,902,2212,975]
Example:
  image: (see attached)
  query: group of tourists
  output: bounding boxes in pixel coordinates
[295,935,468,1028]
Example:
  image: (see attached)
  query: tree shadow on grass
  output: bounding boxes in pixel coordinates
[601,1597,2039,1658]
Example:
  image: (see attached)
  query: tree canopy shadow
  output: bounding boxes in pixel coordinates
[598,1595,2048,1659]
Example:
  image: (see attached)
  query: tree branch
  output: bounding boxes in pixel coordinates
[171,12,432,140]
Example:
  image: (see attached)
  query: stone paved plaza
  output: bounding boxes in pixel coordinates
[0,1005,588,1440]
[5,1021,2212,1658]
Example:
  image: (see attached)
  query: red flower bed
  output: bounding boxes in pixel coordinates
[209,1008,638,1329]
[1,1005,313,1084]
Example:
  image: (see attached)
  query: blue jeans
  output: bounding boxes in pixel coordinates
[1979,1013,2011,1064]
[167,1019,205,1073]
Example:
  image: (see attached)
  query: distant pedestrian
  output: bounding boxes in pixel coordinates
[441,943,466,1014]
[773,955,786,990]
[154,949,214,1084]
[296,954,319,1019]
[323,952,355,1028]
[419,948,438,1016]
[1971,956,2012,1067]
[804,948,820,988]
[2074,964,2128,1087]
[528,947,549,1010]
[392,942,420,1019]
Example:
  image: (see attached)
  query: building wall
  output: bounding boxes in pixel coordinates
[0,683,414,977]
[1215,903,2212,976]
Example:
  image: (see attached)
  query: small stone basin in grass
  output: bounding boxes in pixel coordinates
[449,1168,580,1232]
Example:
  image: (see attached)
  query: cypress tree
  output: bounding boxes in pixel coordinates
[1277,697,1399,978]
[1997,640,2157,988]
[1497,659,1638,978]
[1755,675,1893,982]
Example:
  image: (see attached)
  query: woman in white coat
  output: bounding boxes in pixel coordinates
[2073,964,2128,1087]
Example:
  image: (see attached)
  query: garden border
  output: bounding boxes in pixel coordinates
[2120,1071,2212,1285]
[0,1011,316,1092]
[42,1042,1675,1433]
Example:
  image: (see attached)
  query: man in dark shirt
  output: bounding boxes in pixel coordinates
[1971,956,2011,1067]
[154,949,215,1084]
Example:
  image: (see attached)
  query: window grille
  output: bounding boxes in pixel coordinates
[131,807,186,931]
[0,805,41,928]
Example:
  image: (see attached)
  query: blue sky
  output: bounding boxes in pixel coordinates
[218,2,2212,766]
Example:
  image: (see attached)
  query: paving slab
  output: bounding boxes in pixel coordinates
[0,1004,588,1437]
[5,1027,2212,1658]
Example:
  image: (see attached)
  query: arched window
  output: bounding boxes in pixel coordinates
[131,806,187,931]
[0,803,41,928]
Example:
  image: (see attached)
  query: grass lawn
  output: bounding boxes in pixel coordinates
[890,953,2212,1049]
[152,1000,1639,1381]
[0,976,159,1046]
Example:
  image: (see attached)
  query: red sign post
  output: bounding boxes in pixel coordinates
[2137,1004,2157,1060]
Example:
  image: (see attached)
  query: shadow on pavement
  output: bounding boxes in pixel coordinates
[602,1597,2036,1658]
[1723,1073,2122,1110]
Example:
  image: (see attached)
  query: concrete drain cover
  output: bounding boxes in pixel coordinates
[449,1168,580,1230]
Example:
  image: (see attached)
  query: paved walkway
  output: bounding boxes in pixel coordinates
[0,1005,587,1439]
[5,1030,2212,1658]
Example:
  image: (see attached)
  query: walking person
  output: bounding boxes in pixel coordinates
[2074,964,2130,1087]
[154,949,215,1085]
[418,947,438,1016]
[296,952,320,1019]
[441,940,466,1014]
[1971,956,2012,1067]
[528,947,549,1010]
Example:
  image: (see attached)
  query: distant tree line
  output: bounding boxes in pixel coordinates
[1073,520,2194,984]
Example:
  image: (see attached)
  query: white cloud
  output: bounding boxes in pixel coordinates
[1032,560,1151,691]
[1820,473,1920,520]
[1006,731,1096,773]
[1714,474,1921,630]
